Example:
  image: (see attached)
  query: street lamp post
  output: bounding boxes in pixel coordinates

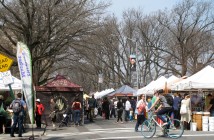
[135,39,140,90]
[98,73,103,91]
[127,37,140,90]
[109,34,140,90]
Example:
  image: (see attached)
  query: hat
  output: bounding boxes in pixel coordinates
[36,99,40,102]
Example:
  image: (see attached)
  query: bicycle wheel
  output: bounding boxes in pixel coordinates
[141,120,156,138]
[166,119,184,139]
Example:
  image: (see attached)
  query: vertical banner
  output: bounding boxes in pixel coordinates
[130,54,136,71]
[17,42,34,124]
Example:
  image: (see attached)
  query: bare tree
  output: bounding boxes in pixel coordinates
[0,0,109,85]
[157,0,214,76]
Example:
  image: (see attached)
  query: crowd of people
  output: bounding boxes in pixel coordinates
[84,91,214,133]
[0,91,214,138]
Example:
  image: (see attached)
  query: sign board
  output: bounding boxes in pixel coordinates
[0,53,14,72]
[0,70,14,85]
[98,74,103,83]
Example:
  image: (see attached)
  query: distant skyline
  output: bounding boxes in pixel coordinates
[105,0,180,18]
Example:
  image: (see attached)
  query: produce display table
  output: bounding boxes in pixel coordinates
[192,111,210,131]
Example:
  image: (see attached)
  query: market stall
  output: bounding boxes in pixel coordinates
[108,85,136,97]
[0,75,22,133]
[171,65,214,131]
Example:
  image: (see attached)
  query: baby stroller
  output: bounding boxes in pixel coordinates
[58,108,72,127]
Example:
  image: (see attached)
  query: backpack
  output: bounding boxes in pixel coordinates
[12,99,22,113]
[164,94,174,106]
[88,98,96,108]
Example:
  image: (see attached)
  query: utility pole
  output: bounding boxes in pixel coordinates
[128,37,140,90]
[110,34,141,90]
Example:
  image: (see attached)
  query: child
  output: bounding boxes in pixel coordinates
[129,108,133,122]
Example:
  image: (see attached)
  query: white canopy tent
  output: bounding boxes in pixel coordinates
[171,65,214,91]
[137,76,167,96]
[159,75,180,90]
[94,88,114,99]
[0,76,22,91]
[137,75,182,96]
[146,76,167,95]
[137,80,155,96]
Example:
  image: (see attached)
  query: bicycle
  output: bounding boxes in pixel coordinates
[141,111,184,139]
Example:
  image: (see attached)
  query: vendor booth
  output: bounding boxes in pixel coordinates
[35,75,84,125]
[0,76,22,133]
[108,85,137,97]
[94,88,114,99]
[171,65,214,131]
[0,76,22,91]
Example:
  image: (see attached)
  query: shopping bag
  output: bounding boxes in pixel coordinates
[180,104,187,114]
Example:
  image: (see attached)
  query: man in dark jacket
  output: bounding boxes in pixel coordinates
[116,99,123,123]
[102,97,110,120]
[88,95,96,122]
[10,93,26,137]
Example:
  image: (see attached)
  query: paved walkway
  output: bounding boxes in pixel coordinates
[1,116,214,140]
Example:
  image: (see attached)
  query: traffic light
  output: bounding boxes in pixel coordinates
[130,55,136,71]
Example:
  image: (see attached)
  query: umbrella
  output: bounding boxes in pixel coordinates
[108,85,137,96]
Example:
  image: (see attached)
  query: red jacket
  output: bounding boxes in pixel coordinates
[36,103,45,115]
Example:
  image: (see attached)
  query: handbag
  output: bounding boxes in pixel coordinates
[180,104,187,114]
[94,107,98,116]
[137,101,146,115]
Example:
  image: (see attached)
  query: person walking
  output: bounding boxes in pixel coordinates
[102,97,110,120]
[135,94,147,132]
[173,93,181,127]
[110,99,116,118]
[180,94,191,130]
[35,99,45,129]
[125,97,131,122]
[84,98,89,120]
[0,95,7,134]
[88,95,96,122]
[116,98,123,123]
[49,98,59,130]
[72,97,82,126]
[10,93,26,137]
[130,97,136,118]
[113,99,118,116]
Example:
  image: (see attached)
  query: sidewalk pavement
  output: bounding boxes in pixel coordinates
[1,117,213,139]
[0,128,43,140]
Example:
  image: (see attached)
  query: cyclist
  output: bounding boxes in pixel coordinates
[148,90,173,127]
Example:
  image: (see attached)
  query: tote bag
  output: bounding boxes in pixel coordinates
[180,104,187,114]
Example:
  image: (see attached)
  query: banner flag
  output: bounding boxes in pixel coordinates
[17,42,34,124]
